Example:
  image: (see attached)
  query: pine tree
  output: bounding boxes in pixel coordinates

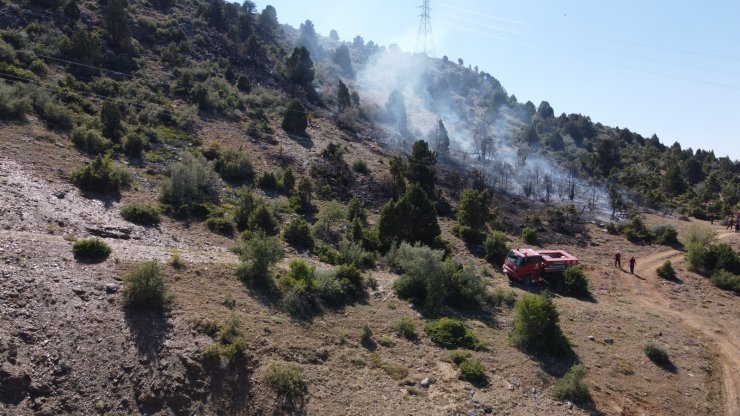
[436,118,450,155]
[332,44,353,78]
[337,80,351,112]
[282,100,308,136]
[100,100,123,142]
[378,183,441,250]
[406,140,436,198]
[286,46,314,87]
[104,0,132,53]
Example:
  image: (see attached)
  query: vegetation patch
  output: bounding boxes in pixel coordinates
[424,318,482,350]
[656,260,677,280]
[122,261,171,310]
[710,270,740,294]
[120,203,160,226]
[236,232,284,286]
[522,227,537,245]
[484,231,509,264]
[644,343,671,366]
[458,359,487,386]
[264,362,307,401]
[562,266,590,297]
[72,238,111,262]
[393,317,417,340]
[283,217,314,248]
[71,155,131,194]
[206,216,236,237]
[509,293,569,356]
[552,364,590,404]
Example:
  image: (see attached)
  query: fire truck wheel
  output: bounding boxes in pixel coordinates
[522,274,532,286]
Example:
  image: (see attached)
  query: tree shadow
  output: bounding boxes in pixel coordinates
[657,360,678,373]
[530,343,581,378]
[204,357,257,415]
[284,132,313,150]
[124,309,171,361]
[660,275,684,284]
[79,190,120,209]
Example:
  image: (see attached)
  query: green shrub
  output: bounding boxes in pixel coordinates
[281,99,308,136]
[207,216,236,236]
[71,127,111,155]
[644,343,670,365]
[703,244,740,275]
[710,270,740,294]
[651,224,678,245]
[562,266,589,297]
[314,270,344,306]
[280,168,295,194]
[71,155,132,194]
[424,318,481,350]
[283,217,314,248]
[0,82,31,120]
[392,243,483,315]
[457,188,490,230]
[522,227,537,245]
[335,264,364,299]
[233,187,258,231]
[72,238,111,261]
[38,99,74,131]
[361,324,373,345]
[236,232,284,285]
[510,293,569,355]
[392,244,446,315]
[458,360,487,386]
[264,362,306,401]
[311,243,341,265]
[488,287,517,308]
[123,133,148,156]
[338,238,367,268]
[248,204,279,236]
[452,224,484,244]
[683,225,716,247]
[393,317,417,340]
[449,350,471,365]
[552,364,590,404]
[443,259,485,309]
[120,204,160,226]
[378,183,441,250]
[352,159,369,174]
[618,217,652,243]
[282,286,315,318]
[484,231,509,264]
[257,171,279,191]
[160,153,220,208]
[122,261,170,309]
[290,177,315,214]
[656,260,677,280]
[282,286,314,317]
[200,316,247,363]
[217,149,254,183]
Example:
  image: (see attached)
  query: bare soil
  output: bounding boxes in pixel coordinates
[1,123,737,416]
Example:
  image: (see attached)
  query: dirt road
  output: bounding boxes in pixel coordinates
[613,233,739,416]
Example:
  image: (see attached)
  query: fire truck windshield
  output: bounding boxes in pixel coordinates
[506,251,523,267]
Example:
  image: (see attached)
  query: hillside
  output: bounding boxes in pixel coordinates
[0,1,739,415]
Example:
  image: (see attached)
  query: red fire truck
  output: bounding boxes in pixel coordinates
[502,248,579,285]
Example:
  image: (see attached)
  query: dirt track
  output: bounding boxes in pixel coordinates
[613,232,739,416]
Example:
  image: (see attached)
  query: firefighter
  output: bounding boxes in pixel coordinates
[614,251,622,269]
[629,256,636,274]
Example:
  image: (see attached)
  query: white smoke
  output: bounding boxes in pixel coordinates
[354,49,614,222]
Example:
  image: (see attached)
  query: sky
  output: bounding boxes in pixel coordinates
[256,1,740,160]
